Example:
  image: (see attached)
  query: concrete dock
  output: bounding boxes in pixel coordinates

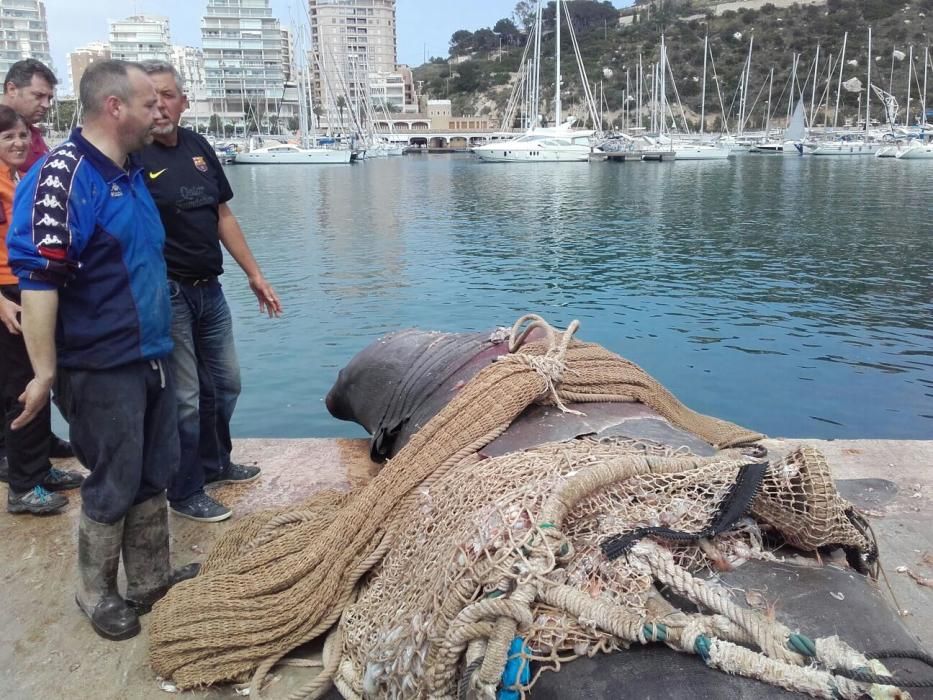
[2,438,931,699]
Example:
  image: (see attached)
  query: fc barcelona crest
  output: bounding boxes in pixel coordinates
[192,156,208,172]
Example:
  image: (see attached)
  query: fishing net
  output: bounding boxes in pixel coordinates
[149,316,888,700]
[332,439,878,700]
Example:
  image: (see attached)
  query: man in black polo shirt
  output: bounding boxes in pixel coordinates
[139,61,282,522]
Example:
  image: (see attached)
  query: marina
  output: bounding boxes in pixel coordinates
[4,0,933,697]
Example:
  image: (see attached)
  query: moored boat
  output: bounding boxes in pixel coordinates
[895,137,933,159]
[234,142,352,164]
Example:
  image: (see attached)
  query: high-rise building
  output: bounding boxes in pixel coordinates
[108,15,171,63]
[280,27,293,83]
[172,45,206,95]
[0,0,53,80]
[67,41,110,96]
[201,0,286,128]
[307,0,399,112]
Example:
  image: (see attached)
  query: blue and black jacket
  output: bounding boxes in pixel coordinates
[7,128,173,369]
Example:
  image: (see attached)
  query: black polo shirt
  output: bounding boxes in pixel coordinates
[140,128,233,279]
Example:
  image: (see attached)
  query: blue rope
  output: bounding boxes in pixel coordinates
[497,637,532,700]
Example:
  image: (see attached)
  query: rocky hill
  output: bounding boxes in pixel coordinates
[413,0,933,130]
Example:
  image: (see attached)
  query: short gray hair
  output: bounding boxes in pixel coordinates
[138,60,184,93]
[79,59,144,118]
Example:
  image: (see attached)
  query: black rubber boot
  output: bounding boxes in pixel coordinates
[75,513,140,641]
[123,493,200,615]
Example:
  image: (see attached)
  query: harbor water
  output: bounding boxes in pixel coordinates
[218,154,932,441]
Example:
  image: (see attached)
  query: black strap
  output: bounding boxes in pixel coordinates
[601,461,770,561]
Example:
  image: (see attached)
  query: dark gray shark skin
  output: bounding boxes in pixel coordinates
[325,328,923,699]
[325,327,721,462]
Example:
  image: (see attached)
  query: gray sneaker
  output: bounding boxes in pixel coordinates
[205,463,261,486]
[170,492,232,523]
[8,484,69,515]
[42,466,85,491]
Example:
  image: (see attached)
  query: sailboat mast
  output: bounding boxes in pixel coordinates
[555,0,561,126]
[660,34,666,136]
[906,45,913,126]
[810,44,820,125]
[834,32,847,129]
[637,54,643,131]
[297,69,309,148]
[866,27,872,132]
[765,66,773,135]
[532,0,543,128]
[652,62,657,133]
[739,36,753,136]
[304,65,315,147]
[923,47,929,126]
[823,53,832,126]
[600,79,604,130]
[700,32,708,135]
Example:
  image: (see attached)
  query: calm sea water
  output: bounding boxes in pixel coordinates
[217,154,932,441]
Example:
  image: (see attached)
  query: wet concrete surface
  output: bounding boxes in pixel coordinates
[1,438,930,699]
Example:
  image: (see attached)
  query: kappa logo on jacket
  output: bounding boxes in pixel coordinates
[38,193,65,210]
[39,174,66,190]
[45,158,71,172]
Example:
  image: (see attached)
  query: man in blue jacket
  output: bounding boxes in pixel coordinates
[7,60,195,641]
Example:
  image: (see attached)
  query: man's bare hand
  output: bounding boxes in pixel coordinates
[248,275,282,318]
[11,377,51,430]
[0,294,21,335]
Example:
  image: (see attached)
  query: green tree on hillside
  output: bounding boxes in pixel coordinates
[513,1,537,31]
[450,29,474,56]
[494,18,523,45]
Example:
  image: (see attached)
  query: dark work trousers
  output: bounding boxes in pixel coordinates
[54,359,179,524]
[0,284,53,494]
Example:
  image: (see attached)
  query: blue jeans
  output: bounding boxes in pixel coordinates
[55,360,177,523]
[166,279,241,505]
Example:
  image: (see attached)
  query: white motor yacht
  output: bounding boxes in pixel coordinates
[474,125,597,162]
[234,143,352,164]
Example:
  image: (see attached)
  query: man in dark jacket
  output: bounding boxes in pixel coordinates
[138,60,281,522]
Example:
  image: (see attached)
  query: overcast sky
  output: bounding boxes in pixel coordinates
[44,0,629,89]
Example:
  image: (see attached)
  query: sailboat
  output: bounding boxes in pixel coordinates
[895,134,933,159]
[751,99,806,155]
[643,35,730,160]
[474,0,601,163]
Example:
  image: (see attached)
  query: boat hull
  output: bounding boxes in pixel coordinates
[474,146,592,162]
[750,142,802,156]
[805,142,880,156]
[671,146,731,160]
[234,149,352,164]
[895,143,933,159]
